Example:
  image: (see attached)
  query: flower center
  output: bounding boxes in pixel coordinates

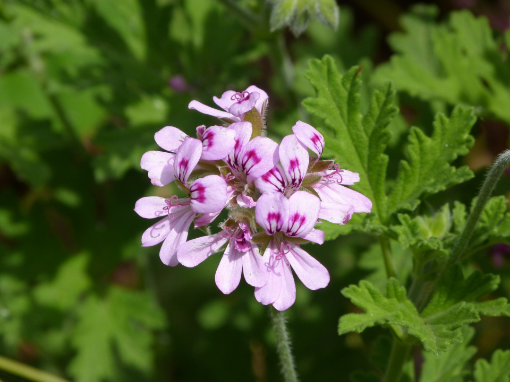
[231,91,250,103]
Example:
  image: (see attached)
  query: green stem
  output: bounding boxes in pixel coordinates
[379,236,396,279]
[216,0,261,27]
[0,355,69,382]
[450,150,510,263]
[382,340,411,382]
[270,307,298,382]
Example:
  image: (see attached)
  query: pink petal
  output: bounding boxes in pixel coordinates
[228,91,259,117]
[254,165,287,194]
[272,259,296,311]
[188,100,239,122]
[159,208,196,266]
[134,196,169,219]
[254,244,282,305]
[318,202,355,224]
[292,121,325,158]
[154,126,188,152]
[255,193,289,235]
[246,85,269,114]
[215,243,243,294]
[332,169,360,185]
[174,138,202,184]
[285,191,320,238]
[140,151,175,186]
[242,243,268,287]
[189,175,227,214]
[226,122,252,175]
[141,216,171,247]
[286,243,330,290]
[303,229,324,244]
[178,233,228,267]
[194,211,221,228]
[241,137,279,184]
[201,126,236,161]
[213,90,237,111]
[236,193,256,208]
[315,183,372,213]
[279,135,308,190]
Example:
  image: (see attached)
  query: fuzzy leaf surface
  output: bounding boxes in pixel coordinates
[474,350,510,382]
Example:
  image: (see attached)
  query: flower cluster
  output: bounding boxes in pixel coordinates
[135,86,372,310]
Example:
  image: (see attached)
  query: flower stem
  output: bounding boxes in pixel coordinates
[379,236,397,279]
[382,340,411,382]
[270,307,298,382]
[450,150,510,263]
[0,355,69,382]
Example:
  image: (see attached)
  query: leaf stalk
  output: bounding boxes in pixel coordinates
[0,355,69,382]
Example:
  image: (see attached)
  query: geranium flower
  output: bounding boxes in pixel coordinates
[253,191,329,311]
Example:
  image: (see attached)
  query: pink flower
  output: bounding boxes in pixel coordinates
[141,125,236,186]
[135,138,228,266]
[254,192,329,311]
[255,121,371,224]
[188,85,269,123]
[177,222,269,294]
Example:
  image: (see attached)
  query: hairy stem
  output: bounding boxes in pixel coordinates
[415,150,510,312]
[382,340,411,382]
[450,150,510,263]
[270,307,298,382]
[0,355,69,382]
[216,0,261,27]
[379,236,397,279]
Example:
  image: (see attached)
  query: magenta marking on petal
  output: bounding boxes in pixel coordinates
[286,213,306,236]
[231,91,250,102]
[242,149,261,174]
[288,158,304,188]
[311,133,323,155]
[178,158,189,182]
[202,130,214,152]
[190,182,206,204]
[266,212,283,234]
[343,214,352,224]
[261,168,286,193]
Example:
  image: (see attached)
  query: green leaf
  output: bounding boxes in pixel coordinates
[374,7,510,126]
[420,326,476,382]
[387,106,475,213]
[269,0,340,36]
[474,349,510,382]
[0,275,31,352]
[339,278,478,357]
[422,265,510,319]
[34,253,91,311]
[68,287,166,382]
[303,56,397,223]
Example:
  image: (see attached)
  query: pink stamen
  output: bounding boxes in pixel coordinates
[230,91,250,102]
[324,163,344,184]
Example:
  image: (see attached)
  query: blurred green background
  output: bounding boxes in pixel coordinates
[1,0,510,381]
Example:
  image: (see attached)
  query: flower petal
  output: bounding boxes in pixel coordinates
[189,175,227,214]
[318,202,355,224]
[201,126,236,161]
[315,183,372,213]
[141,216,171,247]
[329,169,360,185]
[213,90,237,111]
[284,191,320,238]
[254,244,282,305]
[194,211,221,228]
[228,91,259,117]
[174,137,202,184]
[140,151,175,186]
[226,122,252,175]
[254,165,287,194]
[272,260,296,311]
[188,100,239,121]
[255,193,289,235]
[215,243,243,294]
[246,85,269,114]
[159,208,196,266]
[236,193,256,208]
[286,243,330,290]
[279,135,308,190]
[177,233,228,267]
[303,229,324,245]
[134,196,170,219]
[154,126,188,152]
[241,136,279,184]
[292,121,325,158]
[242,244,268,287]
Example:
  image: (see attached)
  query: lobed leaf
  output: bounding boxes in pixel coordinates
[474,349,510,382]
